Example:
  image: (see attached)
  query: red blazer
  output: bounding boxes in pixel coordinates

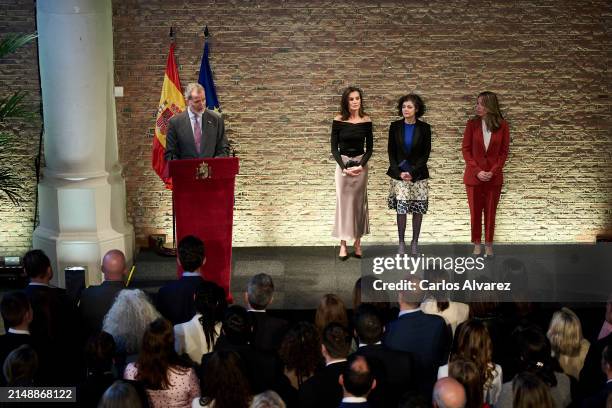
[462,118,509,186]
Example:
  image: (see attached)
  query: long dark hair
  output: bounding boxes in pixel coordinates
[195,281,227,350]
[279,322,321,386]
[135,318,191,390]
[200,350,251,408]
[515,325,558,387]
[340,86,366,120]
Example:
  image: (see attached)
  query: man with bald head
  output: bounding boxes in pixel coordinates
[79,249,128,337]
[432,377,466,408]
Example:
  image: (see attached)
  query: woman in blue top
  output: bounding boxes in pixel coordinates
[387,94,431,255]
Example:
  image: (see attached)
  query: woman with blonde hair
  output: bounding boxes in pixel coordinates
[462,91,510,257]
[439,319,502,405]
[546,307,590,379]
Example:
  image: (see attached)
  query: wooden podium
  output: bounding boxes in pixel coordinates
[169,157,239,299]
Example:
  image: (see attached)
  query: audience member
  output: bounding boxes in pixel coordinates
[439,319,502,405]
[157,235,214,325]
[245,273,288,353]
[511,372,554,408]
[3,344,38,386]
[77,331,117,407]
[79,249,128,337]
[103,289,161,359]
[299,322,351,408]
[421,268,469,335]
[0,291,33,384]
[98,379,146,408]
[384,276,451,400]
[547,307,590,380]
[581,345,612,408]
[338,355,376,407]
[497,325,571,408]
[397,391,430,408]
[448,358,484,408]
[352,304,414,408]
[22,249,78,384]
[174,280,226,364]
[315,294,350,334]
[352,276,397,325]
[580,298,612,397]
[124,318,199,408]
[195,350,252,408]
[433,377,467,408]
[250,390,286,408]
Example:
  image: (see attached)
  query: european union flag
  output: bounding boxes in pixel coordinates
[198,39,220,112]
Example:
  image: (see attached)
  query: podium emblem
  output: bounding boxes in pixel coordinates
[196,162,211,179]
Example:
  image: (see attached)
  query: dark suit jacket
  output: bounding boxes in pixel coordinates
[79,280,124,337]
[386,119,431,181]
[299,361,348,408]
[156,275,207,325]
[383,310,451,400]
[462,118,510,186]
[581,381,612,408]
[164,109,229,160]
[248,311,289,353]
[338,402,370,408]
[580,332,612,397]
[353,344,415,408]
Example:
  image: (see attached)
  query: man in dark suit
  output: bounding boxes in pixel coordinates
[164,82,229,161]
[383,276,451,401]
[157,235,212,325]
[299,322,352,408]
[22,249,78,384]
[338,355,376,408]
[352,304,414,408]
[0,291,33,385]
[79,249,128,337]
[245,273,288,353]
[582,344,612,407]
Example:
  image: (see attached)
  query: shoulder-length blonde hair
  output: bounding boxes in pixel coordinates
[547,307,584,356]
[474,91,504,132]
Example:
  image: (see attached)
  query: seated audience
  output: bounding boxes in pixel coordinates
[103,289,161,360]
[497,325,571,408]
[352,276,397,325]
[3,344,38,386]
[79,249,128,338]
[511,372,554,408]
[77,331,117,407]
[339,355,376,407]
[433,377,467,408]
[352,304,414,408]
[384,276,451,400]
[448,358,484,408]
[580,297,612,397]
[245,273,288,353]
[547,307,590,380]
[421,268,469,335]
[249,390,286,408]
[98,379,146,408]
[581,345,612,408]
[299,322,351,408]
[157,235,213,325]
[195,350,252,408]
[174,280,226,364]
[439,319,502,405]
[0,291,33,384]
[124,318,200,408]
[277,321,321,405]
[315,294,350,334]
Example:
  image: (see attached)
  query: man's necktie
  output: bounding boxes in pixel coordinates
[194,115,202,153]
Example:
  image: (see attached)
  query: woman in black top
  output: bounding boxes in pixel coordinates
[387,94,431,255]
[331,86,373,260]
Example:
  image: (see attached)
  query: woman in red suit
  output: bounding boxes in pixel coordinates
[462,91,509,257]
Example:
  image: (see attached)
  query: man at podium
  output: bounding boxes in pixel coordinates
[164,83,229,160]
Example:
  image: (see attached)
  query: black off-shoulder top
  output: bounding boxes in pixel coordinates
[330,120,373,168]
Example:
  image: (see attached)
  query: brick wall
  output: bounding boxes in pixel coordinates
[1,0,611,253]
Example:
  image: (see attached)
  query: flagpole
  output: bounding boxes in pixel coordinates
[170,25,177,252]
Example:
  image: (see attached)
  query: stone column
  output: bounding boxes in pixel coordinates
[34,0,134,286]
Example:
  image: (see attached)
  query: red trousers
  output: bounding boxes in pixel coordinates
[466,184,502,244]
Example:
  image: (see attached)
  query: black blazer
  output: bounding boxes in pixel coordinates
[299,361,348,408]
[79,280,124,337]
[156,276,207,325]
[386,119,431,181]
[248,311,289,353]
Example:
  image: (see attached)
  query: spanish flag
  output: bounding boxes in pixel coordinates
[152,42,185,189]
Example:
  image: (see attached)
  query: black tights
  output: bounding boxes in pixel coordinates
[397,213,423,243]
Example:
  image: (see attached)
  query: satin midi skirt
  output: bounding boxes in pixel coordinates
[332,154,370,240]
